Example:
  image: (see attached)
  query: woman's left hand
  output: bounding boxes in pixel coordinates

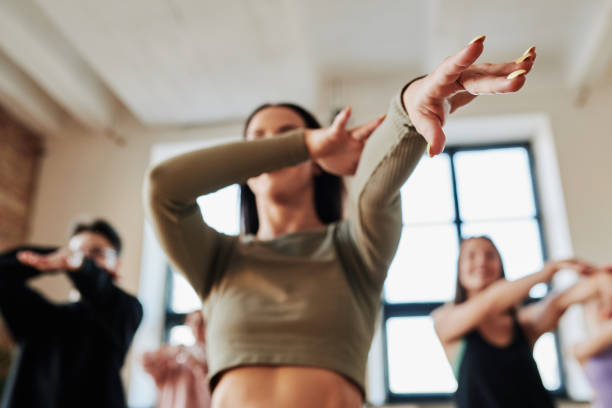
[402,36,536,157]
[304,108,386,175]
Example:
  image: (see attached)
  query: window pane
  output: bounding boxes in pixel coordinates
[533,332,561,391]
[386,317,457,394]
[402,153,455,224]
[171,271,202,313]
[168,325,195,347]
[385,224,459,303]
[454,148,536,221]
[196,184,240,235]
[461,219,546,297]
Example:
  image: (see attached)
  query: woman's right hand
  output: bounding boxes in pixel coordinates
[304,108,386,175]
[402,36,536,157]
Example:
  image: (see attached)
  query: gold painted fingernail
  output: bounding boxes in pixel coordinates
[379,113,387,121]
[427,143,433,158]
[469,35,486,45]
[506,69,527,79]
[523,46,536,55]
[514,53,532,64]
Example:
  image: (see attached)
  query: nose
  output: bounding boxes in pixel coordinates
[474,253,487,267]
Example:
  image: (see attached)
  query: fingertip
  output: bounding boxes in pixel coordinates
[427,141,446,158]
[344,106,352,118]
[17,251,32,261]
[468,35,486,45]
[506,69,527,80]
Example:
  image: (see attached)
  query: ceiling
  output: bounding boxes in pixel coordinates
[0,0,610,136]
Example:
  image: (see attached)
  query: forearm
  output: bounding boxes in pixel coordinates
[487,269,549,313]
[574,323,612,363]
[555,276,600,311]
[345,87,426,271]
[0,246,56,285]
[145,129,308,207]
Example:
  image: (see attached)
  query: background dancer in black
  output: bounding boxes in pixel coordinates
[0,219,142,408]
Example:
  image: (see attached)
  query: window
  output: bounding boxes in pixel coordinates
[383,143,563,402]
[163,185,240,346]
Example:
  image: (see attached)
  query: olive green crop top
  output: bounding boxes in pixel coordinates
[144,88,426,395]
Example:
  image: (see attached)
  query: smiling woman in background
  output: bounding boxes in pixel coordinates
[145,36,537,408]
[432,236,611,408]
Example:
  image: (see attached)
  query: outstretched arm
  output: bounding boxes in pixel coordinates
[333,37,537,285]
[433,259,589,345]
[520,269,612,345]
[573,319,612,364]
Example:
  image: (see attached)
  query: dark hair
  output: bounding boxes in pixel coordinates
[454,236,505,304]
[71,219,122,255]
[240,103,343,235]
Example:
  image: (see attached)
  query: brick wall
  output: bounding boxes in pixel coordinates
[0,107,43,252]
[0,107,43,351]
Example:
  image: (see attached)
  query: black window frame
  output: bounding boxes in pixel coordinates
[383,142,567,403]
[163,264,191,343]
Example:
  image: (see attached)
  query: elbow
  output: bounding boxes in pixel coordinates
[143,163,171,204]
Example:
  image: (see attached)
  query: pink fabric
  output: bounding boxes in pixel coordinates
[144,343,211,408]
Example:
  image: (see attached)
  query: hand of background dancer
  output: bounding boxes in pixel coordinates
[401,35,536,157]
[541,258,594,280]
[304,107,386,175]
[594,271,612,319]
[17,247,119,279]
[17,247,83,273]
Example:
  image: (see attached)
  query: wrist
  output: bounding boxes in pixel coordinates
[541,261,559,281]
[303,128,325,161]
[303,129,316,160]
[400,75,427,114]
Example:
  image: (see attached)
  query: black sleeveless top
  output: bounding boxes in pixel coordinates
[454,316,555,408]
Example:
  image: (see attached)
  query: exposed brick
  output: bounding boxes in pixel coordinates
[0,106,43,253]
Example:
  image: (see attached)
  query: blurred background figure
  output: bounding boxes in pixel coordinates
[573,267,612,408]
[143,310,210,408]
[0,219,142,408]
[432,236,609,408]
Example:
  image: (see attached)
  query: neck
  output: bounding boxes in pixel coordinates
[255,188,325,240]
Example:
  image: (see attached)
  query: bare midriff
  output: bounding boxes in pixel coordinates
[211,366,363,408]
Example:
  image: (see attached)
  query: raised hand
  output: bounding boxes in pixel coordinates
[402,35,536,157]
[542,258,595,280]
[304,107,386,175]
[17,248,84,273]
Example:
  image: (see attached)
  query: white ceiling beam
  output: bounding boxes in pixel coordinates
[568,0,612,91]
[0,50,68,136]
[0,0,121,130]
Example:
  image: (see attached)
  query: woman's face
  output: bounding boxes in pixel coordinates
[245,106,317,201]
[458,238,503,295]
